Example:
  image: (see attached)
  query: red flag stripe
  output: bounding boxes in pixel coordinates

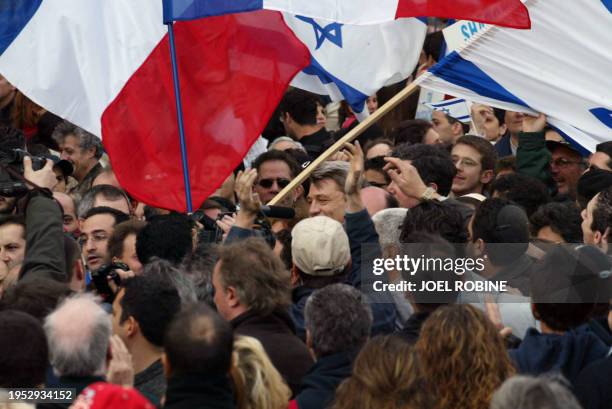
[101,10,310,212]
[395,0,531,29]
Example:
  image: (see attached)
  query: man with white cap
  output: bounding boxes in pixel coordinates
[290,142,396,339]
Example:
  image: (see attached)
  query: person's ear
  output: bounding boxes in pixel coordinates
[226,286,240,309]
[530,303,540,321]
[480,169,495,185]
[161,352,172,378]
[290,265,301,287]
[499,124,507,137]
[428,182,438,193]
[594,230,603,245]
[85,147,97,160]
[293,184,304,201]
[474,238,486,257]
[73,259,84,281]
[601,228,610,253]
[452,122,463,135]
[126,316,138,338]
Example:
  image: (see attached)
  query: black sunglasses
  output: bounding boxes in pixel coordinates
[258,178,291,189]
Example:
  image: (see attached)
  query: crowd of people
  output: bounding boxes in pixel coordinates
[0,26,611,409]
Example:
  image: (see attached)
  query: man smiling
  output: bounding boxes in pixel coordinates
[451,135,498,197]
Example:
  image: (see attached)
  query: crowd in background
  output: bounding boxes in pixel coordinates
[0,23,611,409]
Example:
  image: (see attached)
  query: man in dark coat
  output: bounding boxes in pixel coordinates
[212,237,313,396]
[290,284,372,409]
[162,303,235,409]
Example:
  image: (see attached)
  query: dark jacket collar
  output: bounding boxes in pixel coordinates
[509,326,610,383]
[231,306,297,333]
[164,373,234,409]
[299,128,333,160]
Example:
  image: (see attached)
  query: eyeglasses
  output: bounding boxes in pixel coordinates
[78,232,109,246]
[257,178,291,189]
[550,158,584,168]
[452,157,479,168]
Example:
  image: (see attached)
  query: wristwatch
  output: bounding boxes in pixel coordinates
[420,186,435,201]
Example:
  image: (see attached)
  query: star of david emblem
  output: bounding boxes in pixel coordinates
[295,16,344,50]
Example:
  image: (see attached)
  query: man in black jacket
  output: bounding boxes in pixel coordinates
[162,303,235,409]
[212,236,313,395]
[291,284,372,409]
[19,156,67,283]
[279,89,334,161]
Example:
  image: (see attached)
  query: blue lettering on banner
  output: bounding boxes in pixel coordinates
[461,21,487,41]
[590,107,612,129]
[296,16,343,50]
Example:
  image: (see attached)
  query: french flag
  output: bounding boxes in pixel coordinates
[0,0,529,212]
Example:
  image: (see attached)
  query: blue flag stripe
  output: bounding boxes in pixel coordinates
[430,51,528,109]
[0,0,43,55]
[431,99,466,108]
[302,56,368,114]
[163,0,262,22]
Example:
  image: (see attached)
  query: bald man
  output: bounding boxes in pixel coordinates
[360,186,398,216]
[53,192,79,236]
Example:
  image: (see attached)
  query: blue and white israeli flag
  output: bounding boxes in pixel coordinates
[425,98,472,123]
[416,0,612,153]
[284,14,427,120]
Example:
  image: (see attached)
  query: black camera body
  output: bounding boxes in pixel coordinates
[0,148,47,197]
[91,262,130,303]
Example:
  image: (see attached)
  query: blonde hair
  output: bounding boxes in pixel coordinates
[231,336,291,409]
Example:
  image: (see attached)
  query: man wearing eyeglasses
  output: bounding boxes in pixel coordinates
[79,206,129,273]
[252,149,303,206]
[547,140,587,198]
[451,135,498,197]
[517,114,587,200]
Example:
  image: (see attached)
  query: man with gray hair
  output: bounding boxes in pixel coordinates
[77,184,131,218]
[53,120,104,197]
[43,292,111,406]
[491,375,582,409]
[291,283,372,409]
[372,208,413,327]
[308,161,349,223]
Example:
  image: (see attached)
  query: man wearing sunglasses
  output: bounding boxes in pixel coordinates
[252,150,302,206]
[547,140,587,199]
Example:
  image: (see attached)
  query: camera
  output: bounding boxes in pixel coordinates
[91,262,130,303]
[0,148,47,197]
[191,210,226,244]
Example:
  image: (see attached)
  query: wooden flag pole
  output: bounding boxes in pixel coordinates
[268,81,421,206]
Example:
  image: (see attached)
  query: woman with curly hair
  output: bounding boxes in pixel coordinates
[230,336,291,409]
[330,335,431,409]
[415,304,515,409]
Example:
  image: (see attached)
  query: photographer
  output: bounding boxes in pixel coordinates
[18,156,67,283]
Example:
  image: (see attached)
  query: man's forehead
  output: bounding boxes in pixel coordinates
[309,178,344,195]
[431,110,448,122]
[0,223,24,235]
[552,145,581,159]
[452,143,481,159]
[81,214,115,231]
[259,159,291,174]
